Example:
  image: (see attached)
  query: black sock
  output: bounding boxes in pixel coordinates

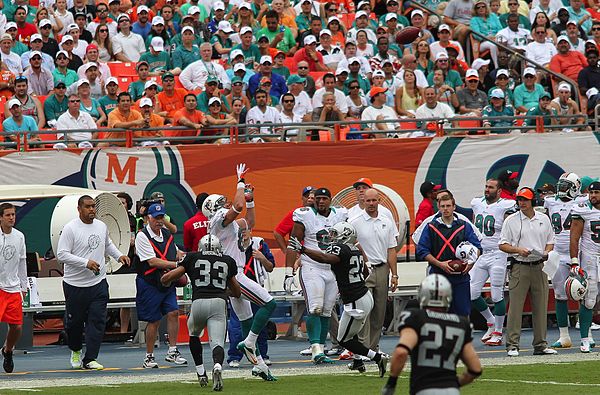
[386,376,398,387]
[340,336,371,358]
[372,352,381,363]
[189,336,204,366]
[213,345,225,366]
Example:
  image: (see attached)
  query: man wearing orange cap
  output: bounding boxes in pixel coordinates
[361,86,400,137]
[500,187,556,357]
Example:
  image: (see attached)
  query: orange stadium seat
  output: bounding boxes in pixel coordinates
[108,62,137,77]
[117,77,133,92]
[283,56,297,72]
[37,131,58,149]
[36,95,47,107]
[311,72,326,89]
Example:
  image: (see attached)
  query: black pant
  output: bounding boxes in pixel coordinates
[63,279,109,364]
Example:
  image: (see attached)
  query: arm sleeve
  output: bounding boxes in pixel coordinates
[178,65,194,90]
[112,37,123,55]
[499,216,514,246]
[18,234,27,292]
[416,225,432,260]
[135,231,158,262]
[44,99,57,122]
[56,225,88,267]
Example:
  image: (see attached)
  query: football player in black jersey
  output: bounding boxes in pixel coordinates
[381,274,482,395]
[289,221,390,377]
[161,234,240,392]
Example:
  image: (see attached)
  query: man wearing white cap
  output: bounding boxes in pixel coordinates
[482,88,517,134]
[132,5,152,40]
[111,14,146,62]
[317,29,344,69]
[426,52,463,88]
[3,22,28,56]
[179,43,230,91]
[56,94,97,147]
[23,51,54,96]
[565,20,585,53]
[52,50,78,87]
[98,77,120,115]
[549,35,588,82]
[549,82,586,129]
[293,35,328,72]
[248,55,287,98]
[38,19,60,59]
[21,34,54,72]
[77,44,111,81]
[526,25,558,67]
[0,34,23,76]
[495,13,531,52]
[44,81,69,128]
[347,11,377,43]
[431,24,466,61]
[457,69,487,116]
[65,23,87,59]
[135,97,166,146]
[213,21,235,59]
[231,26,261,69]
[59,35,84,71]
[513,67,546,113]
[140,36,172,75]
[2,98,39,149]
[171,26,201,75]
[566,0,592,34]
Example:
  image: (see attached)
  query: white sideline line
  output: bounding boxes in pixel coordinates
[481,378,600,387]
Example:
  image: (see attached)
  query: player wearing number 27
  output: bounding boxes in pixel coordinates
[470,178,516,346]
[381,274,482,395]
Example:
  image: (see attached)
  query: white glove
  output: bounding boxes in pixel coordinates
[236,163,248,181]
[283,267,297,294]
[288,236,303,252]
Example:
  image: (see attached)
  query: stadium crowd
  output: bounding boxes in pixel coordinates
[0,0,598,147]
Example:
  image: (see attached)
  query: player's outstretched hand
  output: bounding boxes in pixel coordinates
[288,236,303,252]
[236,163,249,181]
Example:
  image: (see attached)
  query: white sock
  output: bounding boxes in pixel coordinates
[245,331,258,347]
[213,363,222,371]
[196,364,205,375]
[588,329,594,342]
[320,343,326,352]
[168,346,177,353]
[481,308,494,324]
[256,355,264,364]
[367,349,377,359]
[494,315,505,333]
[146,352,154,358]
[559,327,570,339]
[310,343,321,356]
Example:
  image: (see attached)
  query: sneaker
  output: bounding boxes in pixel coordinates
[312,353,334,364]
[326,346,344,356]
[70,350,82,369]
[197,372,208,387]
[299,347,312,356]
[551,338,572,348]
[507,349,519,357]
[581,338,592,353]
[228,360,240,368]
[592,322,600,330]
[485,332,503,346]
[212,366,223,391]
[481,324,495,343]
[533,348,558,355]
[143,354,158,368]
[263,358,272,366]
[82,360,104,370]
[376,353,389,378]
[2,347,14,373]
[348,358,366,373]
[339,349,354,360]
[251,365,278,381]
[237,342,258,365]
[165,348,187,365]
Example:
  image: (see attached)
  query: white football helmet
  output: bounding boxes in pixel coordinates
[326,222,357,246]
[556,172,581,201]
[455,241,478,264]
[202,194,227,219]
[419,274,452,309]
[565,271,588,301]
[198,234,223,254]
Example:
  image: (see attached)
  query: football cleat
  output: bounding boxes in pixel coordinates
[312,353,334,364]
[228,360,240,368]
[551,338,572,348]
[485,332,503,346]
[326,346,344,356]
[481,324,495,343]
[2,347,14,373]
[339,349,354,360]
[581,338,592,353]
[251,366,278,381]
[533,348,558,355]
[237,342,258,365]
[376,353,389,378]
[198,372,209,387]
[212,366,223,391]
[70,350,82,369]
[348,358,366,373]
[165,348,187,365]
[143,354,158,368]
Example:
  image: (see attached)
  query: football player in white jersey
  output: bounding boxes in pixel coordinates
[285,187,349,364]
[569,181,600,353]
[470,179,516,346]
[202,164,277,381]
[546,173,589,349]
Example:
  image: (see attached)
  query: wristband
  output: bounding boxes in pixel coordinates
[391,275,399,279]
[395,343,412,354]
[237,181,245,190]
[571,257,579,265]
[232,205,242,214]
[467,368,483,377]
[246,201,255,209]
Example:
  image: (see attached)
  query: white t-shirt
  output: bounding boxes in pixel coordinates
[350,210,397,265]
[430,41,466,61]
[246,105,281,135]
[292,90,313,119]
[56,218,123,287]
[361,104,400,131]
[312,87,349,114]
[0,228,27,293]
[415,102,455,119]
[111,31,146,62]
[525,41,557,66]
[317,44,345,68]
[56,111,97,141]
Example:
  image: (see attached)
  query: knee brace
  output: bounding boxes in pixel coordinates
[490,265,506,303]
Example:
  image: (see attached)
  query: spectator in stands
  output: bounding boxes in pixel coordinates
[179,43,230,91]
[565,20,586,53]
[488,68,514,106]
[457,69,487,117]
[271,51,290,80]
[524,91,558,130]
[134,98,165,145]
[347,57,371,94]
[231,27,261,70]
[526,24,558,69]
[549,82,586,130]
[14,6,37,46]
[567,0,592,34]
[416,85,456,127]
[446,45,469,78]
[339,41,372,78]
[155,72,187,123]
[55,94,97,148]
[318,29,344,70]
[128,61,151,101]
[297,60,316,97]
[246,89,282,142]
[183,193,210,253]
[443,0,473,45]
[347,11,377,44]
[312,91,346,124]
[355,29,374,57]
[471,59,492,92]
[482,88,517,134]
[53,0,73,36]
[140,37,170,75]
[471,0,501,67]
[496,13,530,52]
[170,94,206,142]
[135,80,159,110]
[345,79,368,120]
[427,52,463,89]
[87,4,116,38]
[78,45,111,82]
[550,35,588,85]
[248,55,287,99]
[393,69,421,118]
[589,20,600,49]
[514,67,546,113]
[410,9,434,44]
[578,48,600,100]
[101,92,143,147]
[60,35,84,71]
[203,97,236,143]
[500,0,531,29]
[296,0,315,35]
[431,24,466,62]
[429,69,458,109]
[257,10,297,55]
[22,34,54,72]
[112,14,146,62]
[0,34,23,76]
[370,36,400,72]
[170,26,200,76]
[65,23,87,60]
[286,74,312,121]
[78,63,105,99]
[529,0,557,25]
[211,21,235,60]
[326,16,346,48]
[278,92,302,139]
[23,51,54,96]
[312,73,348,114]
[131,5,152,40]
[44,81,69,128]
[234,2,261,34]
[361,86,401,137]
[69,0,95,24]
[52,50,78,87]
[2,98,39,149]
[396,54,427,89]
[92,23,115,63]
[7,76,45,129]
[226,76,251,110]
[38,19,60,60]
[293,35,328,72]
[144,17,169,53]
[74,79,106,127]
[415,181,442,226]
[197,76,231,113]
[268,0,297,39]
[74,13,93,45]
[99,77,120,116]
[4,23,28,57]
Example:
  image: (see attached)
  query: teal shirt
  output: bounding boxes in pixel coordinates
[378,13,410,29]
[482,104,515,133]
[272,66,290,80]
[524,105,558,127]
[295,13,314,32]
[231,44,261,69]
[140,51,171,72]
[52,68,79,87]
[347,73,371,95]
[427,69,463,89]
[196,92,231,113]
[170,33,203,51]
[11,41,28,56]
[513,83,546,111]
[256,26,296,53]
[128,80,162,101]
[210,34,233,53]
[471,15,503,39]
[171,45,201,70]
[43,94,69,124]
[98,95,119,115]
[487,86,514,107]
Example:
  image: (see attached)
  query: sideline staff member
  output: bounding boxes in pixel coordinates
[500,187,556,357]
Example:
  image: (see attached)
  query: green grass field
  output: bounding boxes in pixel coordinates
[5,360,600,395]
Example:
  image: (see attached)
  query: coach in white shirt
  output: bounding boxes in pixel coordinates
[57,195,129,370]
[179,40,230,91]
[349,188,398,351]
[111,14,146,62]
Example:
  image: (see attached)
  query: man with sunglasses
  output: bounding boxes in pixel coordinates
[44,81,69,128]
[513,67,546,113]
[279,92,302,139]
[156,72,187,123]
[52,50,78,87]
[38,19,60,59]
[248,55,287,99]
[21,34,54,72]
[98,77,120,116]
[457,69,487,117]
[526,26,558,68]
[55,94,97,147]
[23,51,54,96]
[2,98,40,149]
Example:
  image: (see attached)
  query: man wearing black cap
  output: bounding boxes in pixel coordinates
[183,193,209,252]
[498,170,519,200]
[415,181,442,226]
[43,81,69,128]
[500,187,556,357]
[150,191,177,234]
[285,187,348,364]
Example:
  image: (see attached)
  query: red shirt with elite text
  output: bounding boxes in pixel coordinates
[183,211,209,252]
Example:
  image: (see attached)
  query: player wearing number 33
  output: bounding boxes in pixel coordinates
[161,235,240,391]
[288,222,390,376]
[417,194,482,316]
[381,274,482,395]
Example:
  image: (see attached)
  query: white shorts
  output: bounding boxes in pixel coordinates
[470,250,507,302]
[337,291,373,343]
[551,252,571,300]
[299,263,338,317]
[229,272,273,321]
[581,253,599,310]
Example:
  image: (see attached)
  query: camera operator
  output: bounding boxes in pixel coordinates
[150,192,177,234]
